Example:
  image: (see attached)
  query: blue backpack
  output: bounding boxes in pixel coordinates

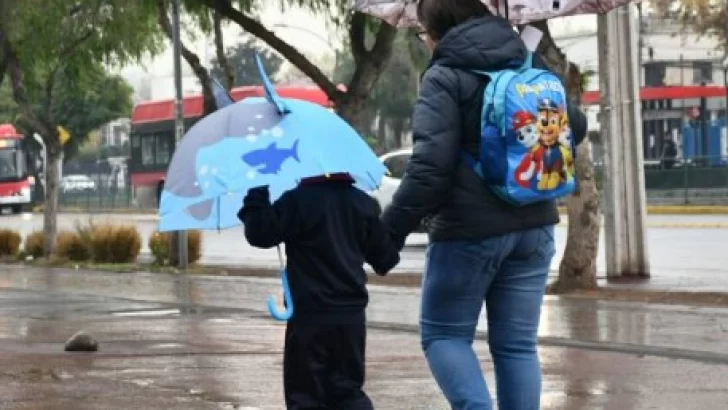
[461,51,577,206]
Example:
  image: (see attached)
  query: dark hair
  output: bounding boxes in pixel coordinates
[416,0,492,42]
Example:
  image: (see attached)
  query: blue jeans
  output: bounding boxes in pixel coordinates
[420,226,555,410]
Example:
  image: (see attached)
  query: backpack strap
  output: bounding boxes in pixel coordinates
[521,51,534,70]
[460,51,534,173]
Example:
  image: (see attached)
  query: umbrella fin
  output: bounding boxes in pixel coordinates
[255,53,290,116]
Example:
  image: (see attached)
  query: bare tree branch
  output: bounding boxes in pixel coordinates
[201,0,341,101]
[350,12,367,66]
[213,10,234,90]
[156,0,216,114]
[0,54,7,88]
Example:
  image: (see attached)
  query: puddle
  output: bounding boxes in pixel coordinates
[149,343,186,350]
[207,318,234,324]
[131,379,155,387]
[111,309,181,317]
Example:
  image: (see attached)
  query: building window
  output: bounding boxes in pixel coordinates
[692,61,713,84]
[644,62,666,87]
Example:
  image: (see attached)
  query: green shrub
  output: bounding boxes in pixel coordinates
[0,229,21,257]
[24,231,45,259]
[148,230,202,265]
[55,231,91,262]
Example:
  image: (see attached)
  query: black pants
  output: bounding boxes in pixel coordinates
[283,321,373,410]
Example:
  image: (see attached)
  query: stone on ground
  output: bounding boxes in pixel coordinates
[64,331,99,352]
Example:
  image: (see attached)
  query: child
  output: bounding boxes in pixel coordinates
[238,173,400,410]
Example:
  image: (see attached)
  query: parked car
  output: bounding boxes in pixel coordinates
[371,149,411,211]
[61,174,96,193]
[370,148,431,233]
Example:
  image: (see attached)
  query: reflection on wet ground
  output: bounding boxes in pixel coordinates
[2,265,728,361]
[1,287,728,409]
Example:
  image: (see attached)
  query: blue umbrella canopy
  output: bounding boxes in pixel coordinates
[158,55,386,232]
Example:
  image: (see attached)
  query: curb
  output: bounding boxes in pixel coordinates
[30,205,728,216]
[19,212,728,229]
[639,223,728,229]
[369,321,728,365]
[558,223,728,229]
[558,205,728,215]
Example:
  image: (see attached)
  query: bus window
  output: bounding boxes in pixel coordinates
[155,134,171,165]
[141,136,155,166]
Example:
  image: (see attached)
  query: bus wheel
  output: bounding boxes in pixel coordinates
[11,205,22,214]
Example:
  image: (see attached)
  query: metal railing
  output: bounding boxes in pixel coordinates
[54,156,728,213]
[58,173,134,210]
[594,155,728,205]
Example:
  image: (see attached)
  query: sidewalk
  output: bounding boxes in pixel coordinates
[1,286,727,409]
[2,264,728,363]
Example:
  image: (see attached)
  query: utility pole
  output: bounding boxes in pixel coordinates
[171,0,188,269]
[597,4,650,278]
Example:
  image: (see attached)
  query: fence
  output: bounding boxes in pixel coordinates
[53,157,728,212]
[593,155,728,205]
[58,172,135,210]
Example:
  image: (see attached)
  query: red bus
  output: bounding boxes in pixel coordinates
[0,124,33,213]
[129,85,332,208]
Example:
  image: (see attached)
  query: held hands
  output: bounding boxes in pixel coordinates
[243,185,271,207]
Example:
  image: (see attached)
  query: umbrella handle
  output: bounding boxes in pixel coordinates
[267,269,294,321]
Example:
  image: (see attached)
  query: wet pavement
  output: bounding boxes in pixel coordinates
[3,213,728,289]
[1,284,728,409]
[2,264,728,364]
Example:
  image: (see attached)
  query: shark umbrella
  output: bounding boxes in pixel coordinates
[158,55,387,321]
[353,0,644,26]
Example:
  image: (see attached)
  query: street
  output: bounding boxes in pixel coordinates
[1,266,728,409]
[2,213,728,285]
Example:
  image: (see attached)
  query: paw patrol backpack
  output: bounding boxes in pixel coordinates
[461,51,577,206]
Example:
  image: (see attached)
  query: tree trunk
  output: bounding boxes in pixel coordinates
[391,117,405,148]
[377,113,387,149]
[156,0,216,116]
[43,140,62,257]
[339,13,397,132]
[533,21,601,292]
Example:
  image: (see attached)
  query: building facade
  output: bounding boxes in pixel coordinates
[99,118,131,147]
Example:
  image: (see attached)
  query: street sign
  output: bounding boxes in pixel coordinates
[642,109,683,121]
[57,126,71,145]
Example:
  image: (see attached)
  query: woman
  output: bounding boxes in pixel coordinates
[380,0,588,409]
